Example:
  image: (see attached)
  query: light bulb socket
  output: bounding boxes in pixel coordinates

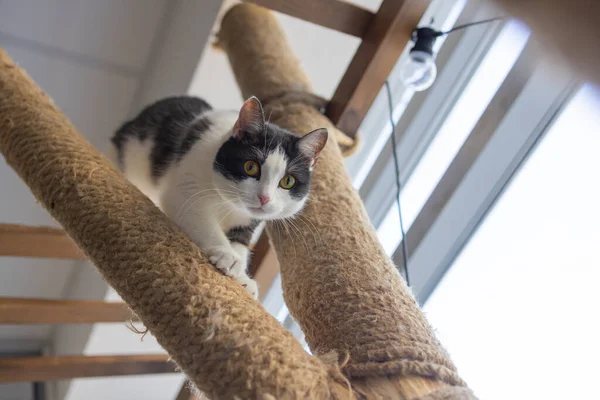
[410,27,439,57]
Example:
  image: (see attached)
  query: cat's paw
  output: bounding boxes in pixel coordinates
[236,274,259,300]
[208,247,246,277]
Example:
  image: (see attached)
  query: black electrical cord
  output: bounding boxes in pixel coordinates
[434,16,506,37]
[384,80,410,286]
[383,15,507,285]
[442,16,505,35]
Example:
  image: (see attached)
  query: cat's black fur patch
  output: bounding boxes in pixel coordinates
[214,125,312,199]
[112,96,212,180]
[178,116,212,160]
[226,220,260,246]
[114,96,314,199]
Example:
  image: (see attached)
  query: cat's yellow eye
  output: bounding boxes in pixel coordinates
[244,160,260,176]
[279,175,296,189]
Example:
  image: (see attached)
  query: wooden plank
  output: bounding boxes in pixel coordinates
[327,0,430,136]
[0,298,134,324]
[392,41,538,270]
[0,354,175,382]
[243,0,375,38]
[0,223,85,260]
[248,233,271,278]
[248,233,279,301]
[254,245,280,302]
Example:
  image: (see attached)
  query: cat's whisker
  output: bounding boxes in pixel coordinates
[285,217,309,253]
[271,221,286,252]
[226,183,249,194]
[296,214,322,247]
[225,184,256,199]
[278,218,298,264]
[177,196,233,223]
[287,152,307,171]
[176,190,230,220]
[264,109,275,152]
[113,95,327,300]
[263,118,268,156]
[286,221,299,265]
[217,206,236,226]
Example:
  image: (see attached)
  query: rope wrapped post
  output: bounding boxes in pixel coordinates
[219,4,476,399]
[0,49,353,399]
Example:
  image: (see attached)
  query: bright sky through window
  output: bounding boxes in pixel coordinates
[424,83,600,400]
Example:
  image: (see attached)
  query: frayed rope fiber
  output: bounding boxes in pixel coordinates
[0,48,353,399]
[0,3,476,396]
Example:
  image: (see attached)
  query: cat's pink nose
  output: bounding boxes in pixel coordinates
[258,194,270,206]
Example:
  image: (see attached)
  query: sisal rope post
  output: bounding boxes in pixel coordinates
[218,4,476,399]
[0,49,353,399]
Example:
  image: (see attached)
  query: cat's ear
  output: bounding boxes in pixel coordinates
[233,96,265,138]
[298,128,328,166]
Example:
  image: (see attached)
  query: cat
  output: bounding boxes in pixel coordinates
[110,96,327,299]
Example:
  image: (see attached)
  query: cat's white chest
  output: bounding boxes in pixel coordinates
[219,208,254,231]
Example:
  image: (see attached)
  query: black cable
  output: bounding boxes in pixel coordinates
[381,15,505,283]
[384,80,410,286]
[439,16,505,35]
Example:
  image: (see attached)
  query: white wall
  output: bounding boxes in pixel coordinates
[0,1,216,399]
[0,0,166,358]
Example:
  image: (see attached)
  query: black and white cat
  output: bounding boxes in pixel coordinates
[110,96,327,299]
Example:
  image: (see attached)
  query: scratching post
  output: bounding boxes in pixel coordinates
[219,4,475,399]
[0,49,349,399]
[0,4,475,398]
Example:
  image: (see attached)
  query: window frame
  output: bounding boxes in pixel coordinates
[402,54,580,303]
[358,0,506,227]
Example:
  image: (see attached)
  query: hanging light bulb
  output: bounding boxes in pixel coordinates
[400,27,439,92]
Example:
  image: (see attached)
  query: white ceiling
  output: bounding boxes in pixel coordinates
[0,0,167,353]
[0,0,191,398]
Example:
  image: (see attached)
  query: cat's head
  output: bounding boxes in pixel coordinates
[213,97,327,220]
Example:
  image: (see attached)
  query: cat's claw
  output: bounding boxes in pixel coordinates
[236,275,259,300]
[208,248,246,277]
[208,248,258,299]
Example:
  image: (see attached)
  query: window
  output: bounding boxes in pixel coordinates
[423,84,600,400]
[377,20,530,255]
[345,0,467,188]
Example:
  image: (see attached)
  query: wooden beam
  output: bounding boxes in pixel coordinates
[254,244,280,302]
[243,0,375,38]
[0,354,176,382]
[248,234,279,301]
[0,223,85,260]
[248,233,270,278]
[327,0,430,136]
[0,298,134,324]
